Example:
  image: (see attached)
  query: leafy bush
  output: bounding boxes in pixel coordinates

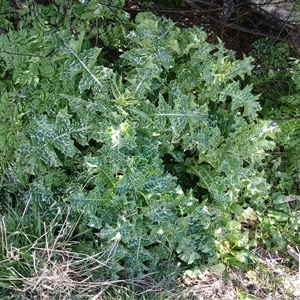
[246,39,300,253]
[0,1,280,281]
[249,39,300,196]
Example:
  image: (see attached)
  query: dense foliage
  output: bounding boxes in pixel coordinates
[0,0,299,296]
[249,39,300,195]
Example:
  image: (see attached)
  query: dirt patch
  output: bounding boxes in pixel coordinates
[178,247,299,299]
[124,0,298,60]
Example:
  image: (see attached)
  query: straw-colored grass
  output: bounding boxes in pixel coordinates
[0,206,299,299]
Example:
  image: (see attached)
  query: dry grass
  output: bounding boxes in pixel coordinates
[2,245,300,300]
[0,208,121,300]
[1,208,299,299]
[179,247,299,300]
[0,208,175,300]
[14,248,114,299]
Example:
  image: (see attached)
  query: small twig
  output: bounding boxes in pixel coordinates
[284,195,299,203]
[287,245,300,262]
[272,115,300,121]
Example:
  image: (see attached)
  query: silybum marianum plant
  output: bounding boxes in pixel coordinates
[1,1,277,279]
[57,13,275,277]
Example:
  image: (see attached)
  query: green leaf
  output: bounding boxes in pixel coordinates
[190,164,227,204]
[177,248,201,265]
[33,112,79,158]
[230,203,244,214]
[68,31,85,53]
[267,210,290,222]
[60,47,101,80]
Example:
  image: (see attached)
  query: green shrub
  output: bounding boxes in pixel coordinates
[0,1,278,280]
[249,39,300,196]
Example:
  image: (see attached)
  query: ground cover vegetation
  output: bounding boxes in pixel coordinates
[0,0,299,299]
